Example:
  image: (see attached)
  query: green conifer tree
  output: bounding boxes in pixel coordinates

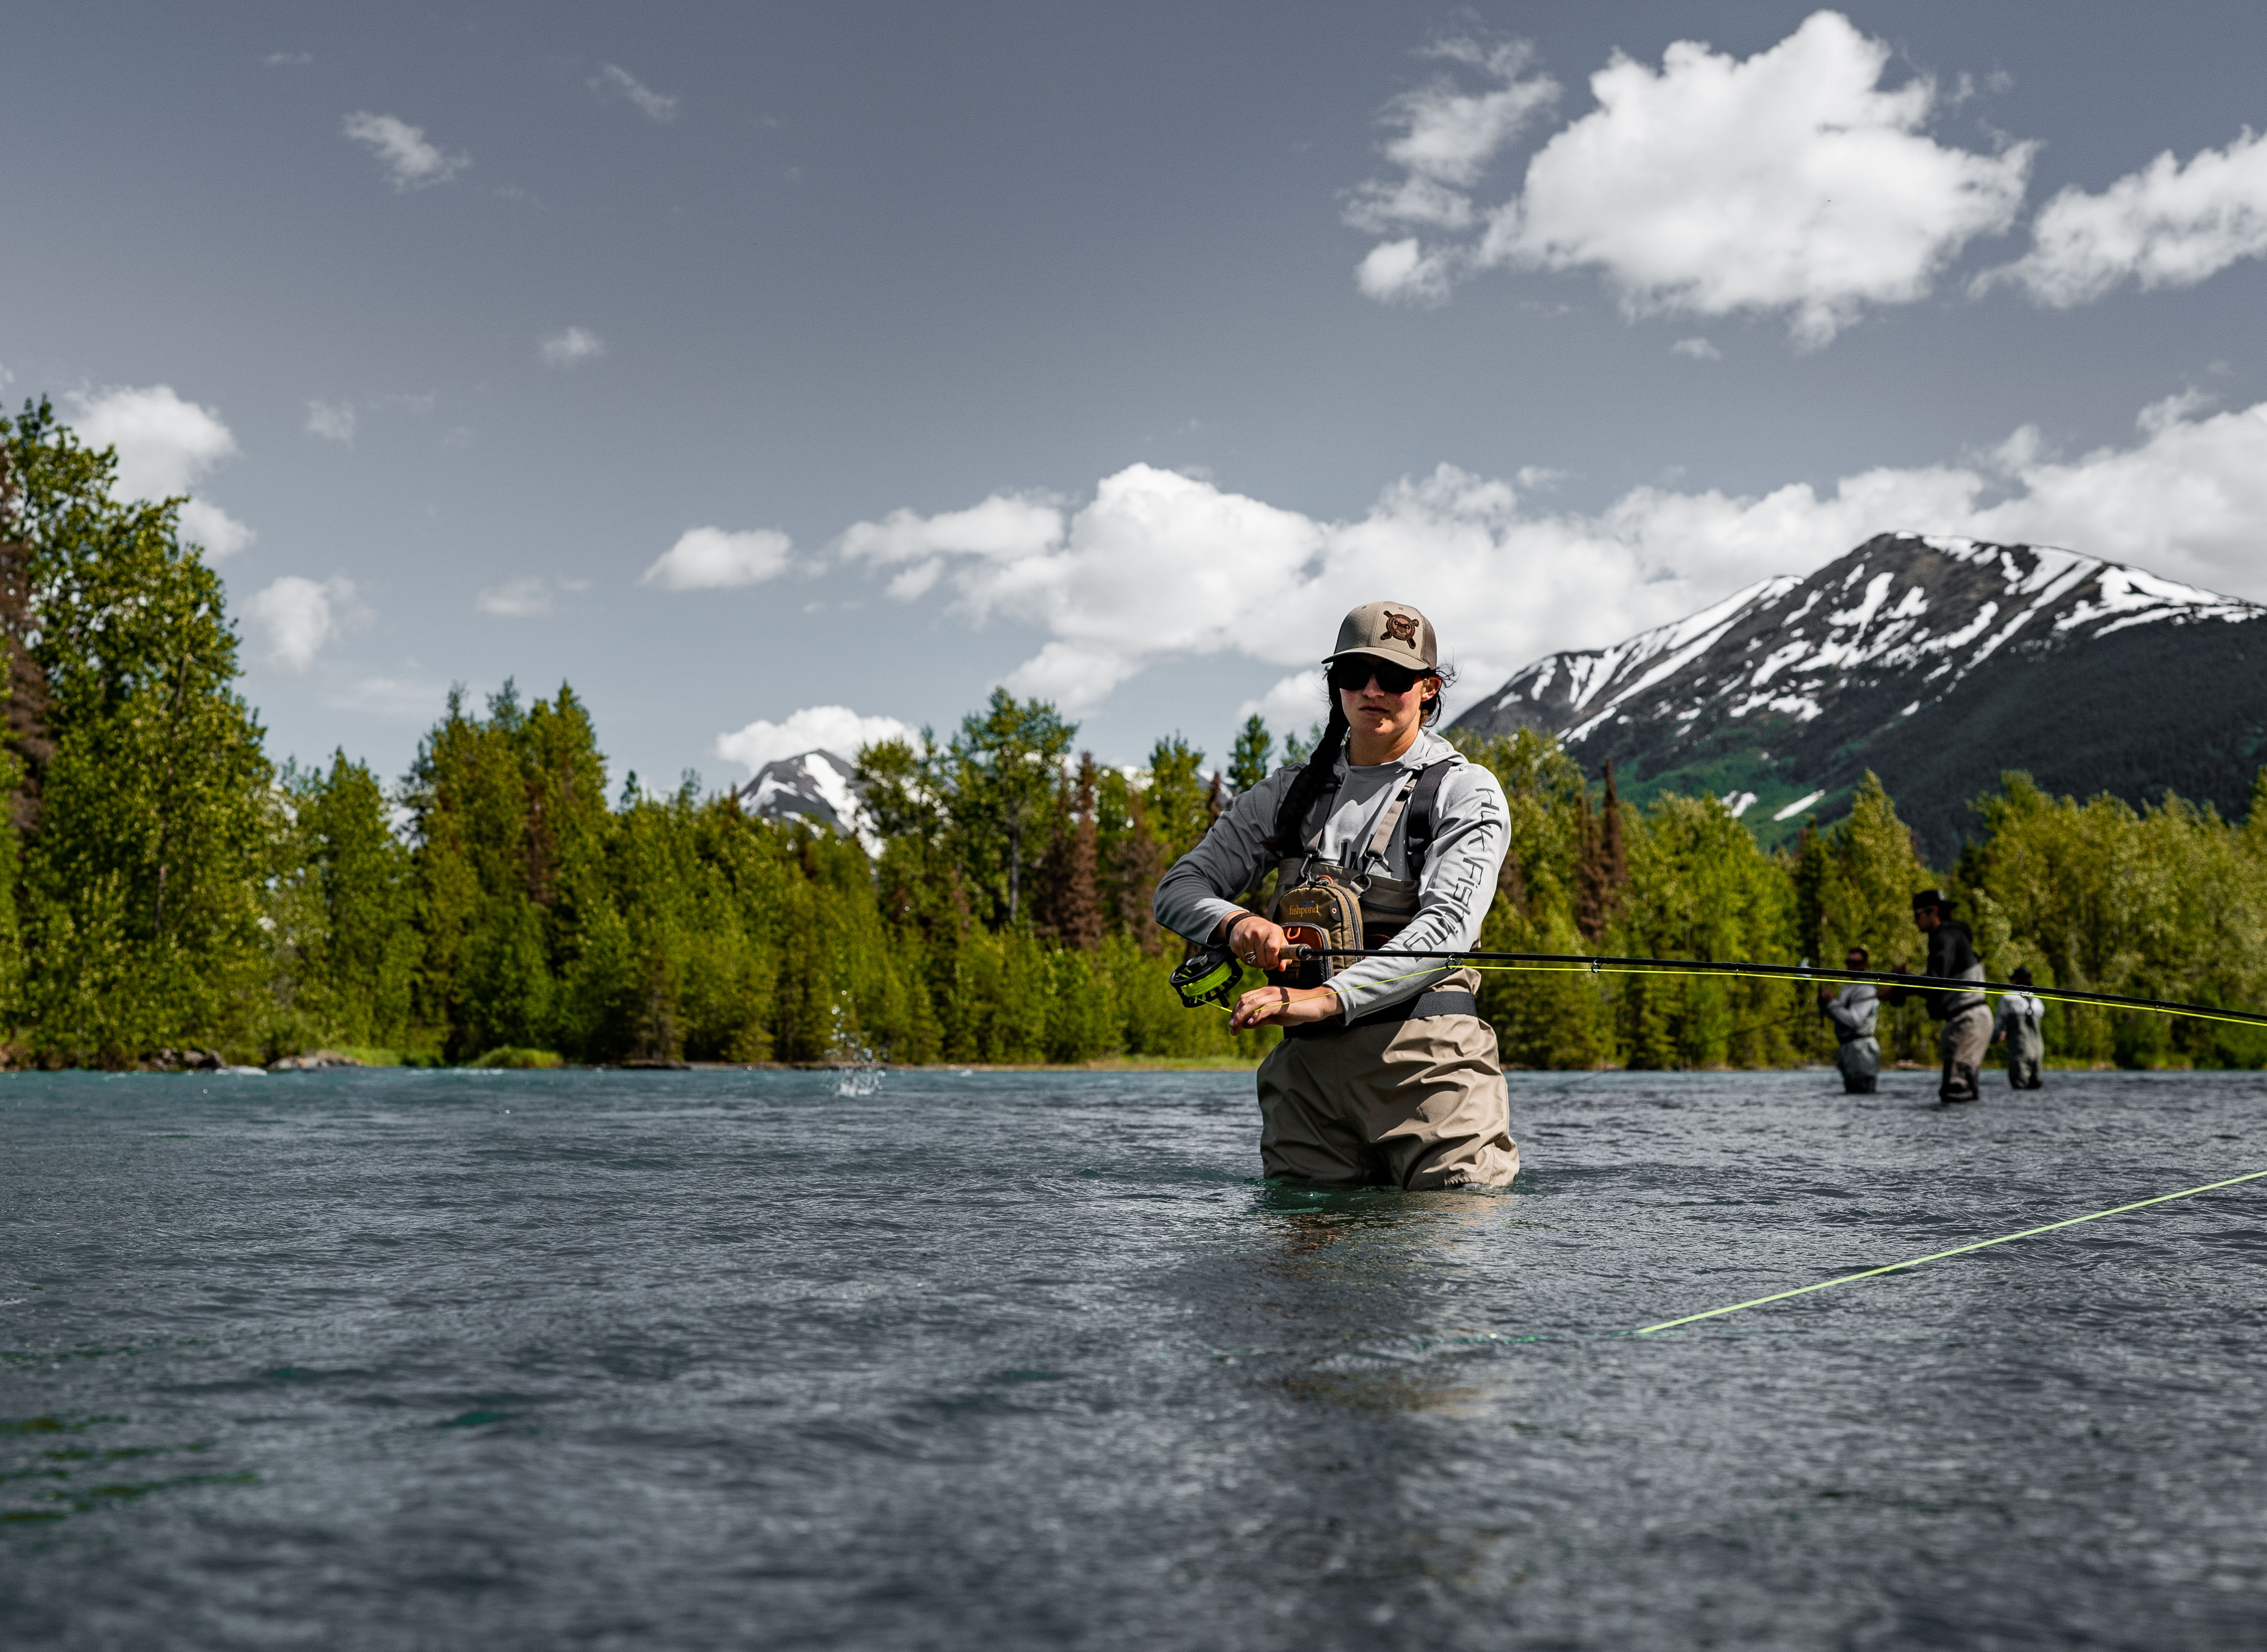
[4,399,272,1063]
[1228,715,1273,795]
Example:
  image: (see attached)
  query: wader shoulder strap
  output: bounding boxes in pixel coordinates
[1402,758,1456,870]
[1359,767,1424,867]
[1293,755,1455,868]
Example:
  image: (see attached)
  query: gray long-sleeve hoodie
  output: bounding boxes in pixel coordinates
[1826,982,1879,1042]
[1152,728,1510,1021]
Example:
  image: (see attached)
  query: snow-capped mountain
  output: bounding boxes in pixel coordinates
[1453,533,2267,856]
[733,749,874,850]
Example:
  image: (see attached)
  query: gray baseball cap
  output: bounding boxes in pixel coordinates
[1327,600,1437,672]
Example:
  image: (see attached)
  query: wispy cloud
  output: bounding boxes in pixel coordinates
[1671,337,1723,361]
[1342,39,1558,240]
[539,326,606,367]
[342,111,469,191]
[322,673,452,720]
[306,399,357,444]
[263,51,313,68]
[476,575,590,617]
[642,527,793,590]
[591,63,679,123]
[1979,128,2267,307]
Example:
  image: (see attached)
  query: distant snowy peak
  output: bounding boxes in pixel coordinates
[1457,534,2261,743]
[735,749,871,848]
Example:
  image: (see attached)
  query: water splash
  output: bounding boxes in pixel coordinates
[829,1003,884,1097]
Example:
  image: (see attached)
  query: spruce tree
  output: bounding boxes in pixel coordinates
[945,689,1074,927]
[1036,755,1103,950]
[1228,715,1272,794]
[1108,790,1167,954]
[1574,789,1607,941]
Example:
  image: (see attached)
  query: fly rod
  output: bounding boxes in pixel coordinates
[1169,940,2267,1030]
[1300,948,2267,1030]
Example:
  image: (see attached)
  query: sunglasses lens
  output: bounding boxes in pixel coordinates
[1330,660,1423,694]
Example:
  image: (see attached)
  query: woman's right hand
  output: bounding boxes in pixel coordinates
[1219,913,1294,973]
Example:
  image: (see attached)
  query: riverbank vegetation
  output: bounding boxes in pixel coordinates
[6,399,2266,1071]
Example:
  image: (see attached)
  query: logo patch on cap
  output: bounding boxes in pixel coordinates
[1382,612,1419,643]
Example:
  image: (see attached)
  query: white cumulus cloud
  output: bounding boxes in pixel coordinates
[342,111,468,191]
[1980,128,2267,307]
[306,399,357,444]
[245,575,358,672]
[591,63,679,122]
[642,527,793,590]
[1353,11,2035,345]
[539,326,606,367]
[840,391,2267,715]
[68,384,255,557]
[716,706,916,774]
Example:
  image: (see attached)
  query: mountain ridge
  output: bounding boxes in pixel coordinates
[1451,533,2267,857]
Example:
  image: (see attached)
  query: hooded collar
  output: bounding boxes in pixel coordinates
[1339,725,1454,777]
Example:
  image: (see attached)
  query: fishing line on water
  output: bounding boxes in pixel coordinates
[1634,1167,2267,1335]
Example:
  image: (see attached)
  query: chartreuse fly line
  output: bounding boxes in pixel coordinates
[1635,1167,2267,1335]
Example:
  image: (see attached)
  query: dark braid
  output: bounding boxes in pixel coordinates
[1264,700,1349,855]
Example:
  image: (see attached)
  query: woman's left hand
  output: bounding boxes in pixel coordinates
[1229,983,1341,1032]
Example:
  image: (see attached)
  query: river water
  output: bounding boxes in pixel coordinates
[4,1066,2264,1649]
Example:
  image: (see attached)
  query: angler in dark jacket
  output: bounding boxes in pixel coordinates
[1888,889,1989,1104]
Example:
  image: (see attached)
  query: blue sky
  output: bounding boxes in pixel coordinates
[6,3,2265,786]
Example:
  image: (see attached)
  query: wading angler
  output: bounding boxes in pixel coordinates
[1155,603,1518,1188]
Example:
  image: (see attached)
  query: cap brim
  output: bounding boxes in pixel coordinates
[1323,645,1435,670]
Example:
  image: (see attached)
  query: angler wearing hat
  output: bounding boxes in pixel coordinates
[1153,601,1518,1189]
[1887,890,1990,1105]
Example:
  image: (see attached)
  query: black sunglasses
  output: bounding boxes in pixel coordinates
[1328,658,1429,695]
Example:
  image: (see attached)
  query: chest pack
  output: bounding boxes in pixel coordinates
[1269,758,1455,989]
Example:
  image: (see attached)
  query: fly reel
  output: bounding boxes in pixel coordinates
[1170,944,1243,1011]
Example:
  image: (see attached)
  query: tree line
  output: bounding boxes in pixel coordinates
[5,397,2265,1071]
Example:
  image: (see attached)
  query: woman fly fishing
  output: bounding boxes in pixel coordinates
[1153,602,1518,1189]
